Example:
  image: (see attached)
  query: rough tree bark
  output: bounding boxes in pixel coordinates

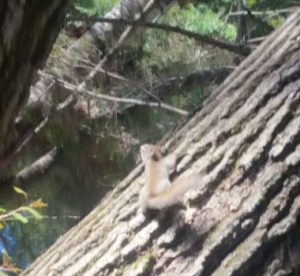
[0,1,68,167]
[24,9,300,276]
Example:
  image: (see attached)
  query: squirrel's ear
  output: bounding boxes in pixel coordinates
[151,150,161,161]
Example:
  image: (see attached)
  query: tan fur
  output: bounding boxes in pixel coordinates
[140,144,199,211]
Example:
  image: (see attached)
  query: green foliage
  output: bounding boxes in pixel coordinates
[0,187,46,224]
[139,4,235,80]
[196,0,292,32]
[13,186,28,200]
[197,0,293,10]
[74,0,120,17]
[266,12,284,28]
[244,0,290,29]
[166,5,236,41]
[245,0,295,9]
[0,187,47,275]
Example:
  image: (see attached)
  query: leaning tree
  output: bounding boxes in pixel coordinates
[0,1,68,171]
[23,8,300,276]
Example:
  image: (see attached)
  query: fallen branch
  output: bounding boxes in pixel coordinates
[15,147,58,185]
[54,77,188,115]
[72,61,162,102]
[44,215,80,220]
[228,8,296,16]
[247,36,267,44]
[94,17,252,56]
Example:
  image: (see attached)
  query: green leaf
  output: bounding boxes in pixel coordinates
[12,213,28,224]
[0,207,6,213]
[23,207,43,220]
[13,186,28,200]
[247,0,256,8]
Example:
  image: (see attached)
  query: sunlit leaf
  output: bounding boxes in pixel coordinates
[0,208,6,213]
[12,213,28,224]
[13,186,27,200]
[23,207,43,220]
[0,223,4,230]
[30,199,47,209]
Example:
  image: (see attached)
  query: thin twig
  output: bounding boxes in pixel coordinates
[0,206,25,221]
[247,36,267,43]
[55,77,188,115]
[43,215,80,220]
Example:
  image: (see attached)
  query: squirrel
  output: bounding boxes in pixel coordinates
[139,144,199,211]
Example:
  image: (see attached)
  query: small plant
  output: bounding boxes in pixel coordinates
[0,186,47,275]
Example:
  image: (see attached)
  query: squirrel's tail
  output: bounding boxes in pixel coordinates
[140,175,199,210]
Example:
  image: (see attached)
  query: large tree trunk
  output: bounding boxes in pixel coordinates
[23,10,300,276]
[0,1,68,171]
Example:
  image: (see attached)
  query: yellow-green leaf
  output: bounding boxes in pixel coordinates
[23,207,43,220]
[13,186,27,200]
[12,213,28,224]
[30,199,47,209]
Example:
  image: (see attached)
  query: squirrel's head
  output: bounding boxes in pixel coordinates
[140,144,162,163]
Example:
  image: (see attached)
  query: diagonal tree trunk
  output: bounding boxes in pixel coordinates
[23,9,300,276]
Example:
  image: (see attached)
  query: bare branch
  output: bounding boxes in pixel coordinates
[55,77,188,116]
[15,147,58,185]
[228,8,297,16]
[247,36,267,44]
[94,17,251,56]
